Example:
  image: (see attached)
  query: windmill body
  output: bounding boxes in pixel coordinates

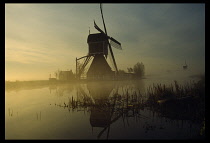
[87,33,114,79]
[76,28,117,80]
[88,33,108,56]
[87,55,114,80]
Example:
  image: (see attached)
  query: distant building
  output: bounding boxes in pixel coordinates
[58,70,75,81]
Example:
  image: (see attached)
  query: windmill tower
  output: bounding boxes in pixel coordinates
[76,4,122,80]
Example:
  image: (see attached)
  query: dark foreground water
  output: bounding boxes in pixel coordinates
[5,74,203,139]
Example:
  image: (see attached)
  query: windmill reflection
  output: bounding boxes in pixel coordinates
[50,80,202,139]
[81,81,145,139]
[87,81,115,139]
[52,81,146,139]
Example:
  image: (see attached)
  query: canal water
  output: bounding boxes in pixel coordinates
[5,73,203,139]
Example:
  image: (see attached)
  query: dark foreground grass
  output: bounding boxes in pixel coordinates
[145,75,205,138]
[145,76,205,119]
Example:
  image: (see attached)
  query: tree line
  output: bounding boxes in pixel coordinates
[119,62,145,78]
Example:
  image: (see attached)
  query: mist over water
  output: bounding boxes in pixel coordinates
[5,72,203,139]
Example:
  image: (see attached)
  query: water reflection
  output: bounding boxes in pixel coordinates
[49,83,74,96]
[51,80,203,139]
[51,81,148,139]
[6,79,203,139]
[88,81,117,139]
[47,81,175,138]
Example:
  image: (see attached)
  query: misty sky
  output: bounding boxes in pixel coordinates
[5,3,205,81]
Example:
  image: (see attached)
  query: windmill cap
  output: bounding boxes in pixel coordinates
[87,33,107,43]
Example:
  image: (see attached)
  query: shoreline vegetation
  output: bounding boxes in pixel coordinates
[145,75,205,138]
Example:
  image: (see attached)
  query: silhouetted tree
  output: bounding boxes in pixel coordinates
[127,67,133,73]
[133,62,145,78]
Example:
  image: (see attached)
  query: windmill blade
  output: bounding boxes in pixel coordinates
[109,37,122,50]
[110,37,121,46]
[100,3,108,34]
[108,42,118,72]
[94,21,106,35]
[108,44,117,71]
[110,40,122,50]
[100,3,119,73]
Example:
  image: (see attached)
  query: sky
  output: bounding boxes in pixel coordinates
[5,3,205,81]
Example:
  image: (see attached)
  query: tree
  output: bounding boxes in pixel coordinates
[127,67,133,73]
[133,62,145,78]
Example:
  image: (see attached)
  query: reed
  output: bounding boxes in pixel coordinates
[145,77,205,123]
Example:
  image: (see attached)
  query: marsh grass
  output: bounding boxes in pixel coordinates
[145,76,205,124]
[54,76,205,123]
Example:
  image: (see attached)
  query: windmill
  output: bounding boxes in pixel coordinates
[76,4,122,80]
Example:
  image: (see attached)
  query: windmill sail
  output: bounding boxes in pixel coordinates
[100,3,119,73]
[108,45,117,71]
[110,37,122,50]
[94,21,122,50]
[94,21,106,35]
